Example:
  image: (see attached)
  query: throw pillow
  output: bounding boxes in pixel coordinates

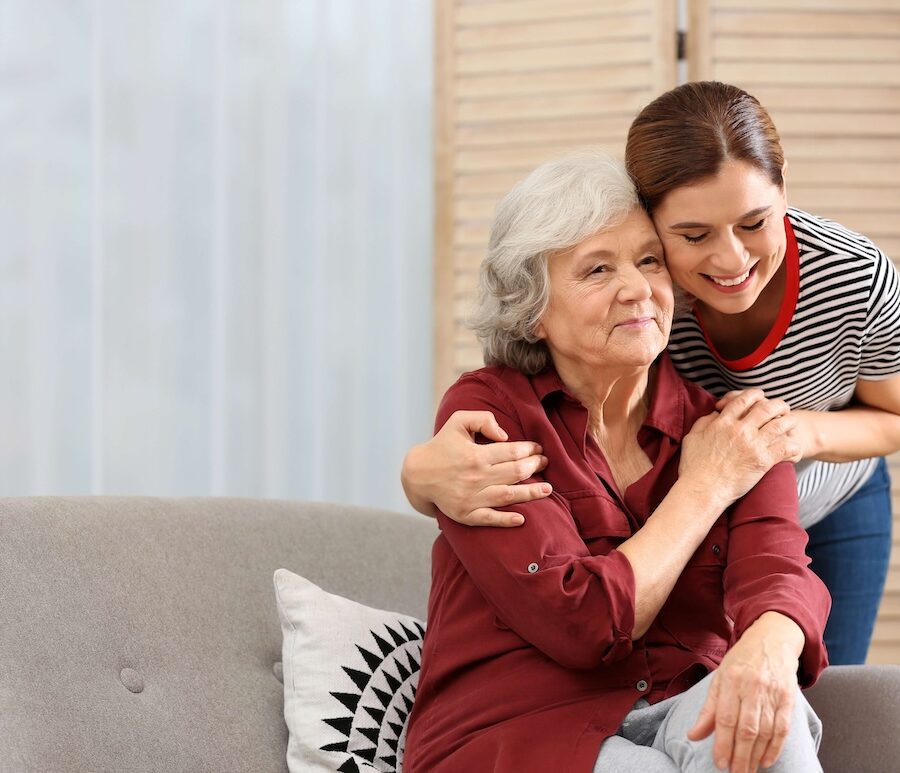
[274,568,425,773]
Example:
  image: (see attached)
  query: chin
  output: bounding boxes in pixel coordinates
[695,291,758,315]
[623,347,665,369]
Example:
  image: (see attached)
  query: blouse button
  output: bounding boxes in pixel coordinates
[527,562,539,574]
[636,679,649,692]
[712,544,721,556]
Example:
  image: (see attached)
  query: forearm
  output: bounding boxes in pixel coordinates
[617,479,730,638]
[400,444,440,518]
[798,406,900,462]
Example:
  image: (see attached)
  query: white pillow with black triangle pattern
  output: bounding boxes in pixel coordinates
[274,568,425,773]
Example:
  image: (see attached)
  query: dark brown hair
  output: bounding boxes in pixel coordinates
[625,81,784,213]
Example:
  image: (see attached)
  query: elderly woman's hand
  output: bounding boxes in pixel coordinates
[688,612,805,773]
[401,410,551,526]
[679,389,800,508]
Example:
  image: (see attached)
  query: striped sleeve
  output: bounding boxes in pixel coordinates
[860,245,900,379]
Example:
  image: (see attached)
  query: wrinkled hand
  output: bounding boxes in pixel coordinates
[716,391,806,462]
[400,410,551,527]
[688,612,804,773]
[681,389,800,508]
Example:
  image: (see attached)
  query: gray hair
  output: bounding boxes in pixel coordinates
[469,149,640,374]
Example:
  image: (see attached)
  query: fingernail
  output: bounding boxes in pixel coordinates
[539,483,552,494]
[716,759,727,770]
[534,445,542,453]
[510,514,524,525]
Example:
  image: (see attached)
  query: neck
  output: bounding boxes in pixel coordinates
[554,359,651,433]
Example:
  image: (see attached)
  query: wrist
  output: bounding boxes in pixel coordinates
[400,445,439,518]
[746,611,805,659]
[795,411,826,459]
[670,476,732,517]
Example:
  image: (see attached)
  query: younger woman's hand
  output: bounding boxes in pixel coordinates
[680,389,800,509]
[400,410,551,526]
[715,390,805,462]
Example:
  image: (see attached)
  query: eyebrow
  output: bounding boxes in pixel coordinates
[669,206,772,230]
[576,238,662,262]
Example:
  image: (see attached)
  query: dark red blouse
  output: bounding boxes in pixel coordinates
[403,354,829,773]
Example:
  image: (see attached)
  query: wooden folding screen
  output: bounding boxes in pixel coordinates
[434,0,677,398]
[434,0,900,663]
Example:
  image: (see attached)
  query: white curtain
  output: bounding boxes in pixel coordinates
[0,0,434,511]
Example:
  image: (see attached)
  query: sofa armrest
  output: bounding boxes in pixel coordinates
[803,664,900,771]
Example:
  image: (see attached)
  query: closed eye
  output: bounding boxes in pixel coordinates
[683,233,707,244]
[741,218,767,232]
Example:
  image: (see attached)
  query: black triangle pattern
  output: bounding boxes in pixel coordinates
[386,626,406,647]
[372,686,393,707]
[364,706,385,725]
[371,631,394,657]
[395,658,411,682]
[324,716,354,736]
[383,733,399,754]
[331,691,361,713]
[357,745,377,763]
[319,619,424,773]
[388,720,404,738]
[357,645,384,673]
[343,666,371,692]
[383,670,401,694]
[399,622,419,641]
[358,726,382,747]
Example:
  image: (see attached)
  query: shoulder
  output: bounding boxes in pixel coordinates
[444,365,530,397]
[437,366,536,425]
[788,207,884,264]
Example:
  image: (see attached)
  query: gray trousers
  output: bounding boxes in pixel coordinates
[593,672,822,772]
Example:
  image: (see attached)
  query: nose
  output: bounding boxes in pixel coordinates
[709,231,750,273]
[616,265,652,302]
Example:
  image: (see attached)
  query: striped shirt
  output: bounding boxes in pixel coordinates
[668,208,900,528]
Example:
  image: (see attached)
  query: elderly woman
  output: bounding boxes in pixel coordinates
[402,153,829,773]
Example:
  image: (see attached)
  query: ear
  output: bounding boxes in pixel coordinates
[532,317,547,341]
[780,160,789,207]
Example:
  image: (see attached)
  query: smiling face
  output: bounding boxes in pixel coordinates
[651,159,788,316]
[534,208,673,376]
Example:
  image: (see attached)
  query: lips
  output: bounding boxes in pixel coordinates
[702,263,757,292]
[615,316,654,328]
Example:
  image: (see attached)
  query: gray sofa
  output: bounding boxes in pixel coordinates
[1,496,898,772]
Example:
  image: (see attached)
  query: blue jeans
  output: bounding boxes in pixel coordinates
[805,457,893,665]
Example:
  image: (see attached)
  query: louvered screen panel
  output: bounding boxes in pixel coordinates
[689,0,900,664]
[435,0,677,401]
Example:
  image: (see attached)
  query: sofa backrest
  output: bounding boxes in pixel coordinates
[0,496,435,773]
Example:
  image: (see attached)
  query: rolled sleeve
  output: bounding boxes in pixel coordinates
[434,374,637,669]
[861,246,900,379]
[723,462,831,686]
